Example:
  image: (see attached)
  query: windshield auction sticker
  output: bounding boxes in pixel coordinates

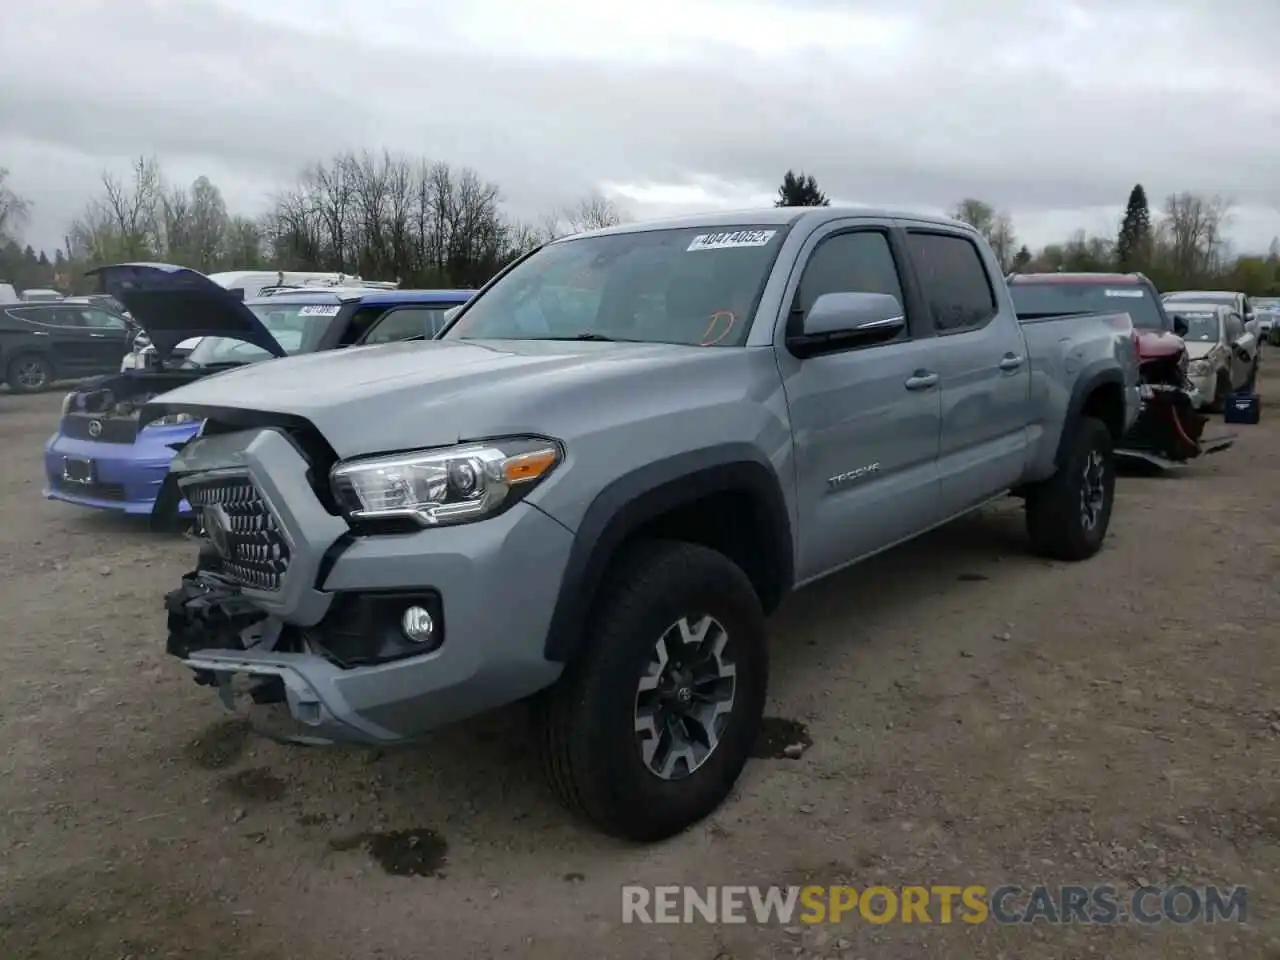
[298,305,341,316]
[1103,289,1146,298]
[687,230,777,252]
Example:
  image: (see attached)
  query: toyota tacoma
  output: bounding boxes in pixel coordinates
[128,208,1140,841]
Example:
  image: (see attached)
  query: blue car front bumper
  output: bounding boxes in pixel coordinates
[43,421,199,516]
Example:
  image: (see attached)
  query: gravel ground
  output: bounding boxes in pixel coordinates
[1,375,1278,960]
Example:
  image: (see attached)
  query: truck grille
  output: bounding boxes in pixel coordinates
[185,476,291,591]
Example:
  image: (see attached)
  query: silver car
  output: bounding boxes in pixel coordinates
[1166,303,1256,410]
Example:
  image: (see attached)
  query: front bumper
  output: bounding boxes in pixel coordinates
[164,427,574,744]
[43,422,198,515]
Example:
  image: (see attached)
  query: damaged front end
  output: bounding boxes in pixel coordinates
[1118,334,1235,467]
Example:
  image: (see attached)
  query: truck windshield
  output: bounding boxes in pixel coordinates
[443,225,787,346]
[1009,282,1168,330]
[182,303,341,368]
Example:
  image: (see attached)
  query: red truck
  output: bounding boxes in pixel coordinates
[1008,271,1235,467]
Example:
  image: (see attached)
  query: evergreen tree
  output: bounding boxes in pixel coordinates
[775,170,830,207]
[1012,245,1033,272]
[1116,184,1151,271]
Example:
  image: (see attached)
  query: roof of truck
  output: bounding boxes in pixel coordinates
[562,206,977,239]
[1008,273,1145,284]
[358,289,475,306]
[249,288,475,307]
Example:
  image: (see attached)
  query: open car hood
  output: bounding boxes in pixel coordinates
[87,263,287,362]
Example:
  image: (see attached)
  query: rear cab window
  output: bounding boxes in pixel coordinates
[904,232,997,334]
[1010,279,1169,330]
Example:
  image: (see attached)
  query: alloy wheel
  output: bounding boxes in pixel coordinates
[633,614,737,780]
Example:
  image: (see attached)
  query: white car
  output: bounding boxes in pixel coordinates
[1168,303,1256,410]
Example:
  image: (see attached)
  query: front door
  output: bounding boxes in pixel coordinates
[775,223,943,582]
[902,229,1031,518]
[72,307,133,372]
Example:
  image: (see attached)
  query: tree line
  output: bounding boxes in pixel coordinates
[1,161,1278,296]
[775,169,1280,296]
[0,156,627,295]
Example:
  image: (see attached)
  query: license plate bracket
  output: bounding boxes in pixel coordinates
[62,456,96,484]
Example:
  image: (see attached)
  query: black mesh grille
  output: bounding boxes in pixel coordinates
[61,414,139,444]
[185,476,290,591]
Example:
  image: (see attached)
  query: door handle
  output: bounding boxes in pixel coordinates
[998,354,1024,371]
[31,331,48,336]
[89,333,105,338]
[904,371,939,391]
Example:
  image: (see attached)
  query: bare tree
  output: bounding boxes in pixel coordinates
[1159,192,1232,281]
[100,156,162,259]
[0,168,31,244]
[950,197,1017,269]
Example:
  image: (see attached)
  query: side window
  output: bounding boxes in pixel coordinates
[796,230,906,321]
[51,307,86,328]
[79,309,127,330]
[363,307,445,345]
[905,232,997,334]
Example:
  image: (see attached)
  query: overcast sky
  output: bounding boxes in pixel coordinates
[2,0,1278,256]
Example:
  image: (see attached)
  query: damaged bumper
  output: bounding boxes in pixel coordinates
[163,425,573,745]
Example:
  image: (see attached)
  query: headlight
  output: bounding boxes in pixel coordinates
[60,392,77,416]
[1187,360,1211,376]
[147,413,197,427]
[331,437,562,528]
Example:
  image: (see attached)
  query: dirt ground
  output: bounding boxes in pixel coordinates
[1,373,1278,960]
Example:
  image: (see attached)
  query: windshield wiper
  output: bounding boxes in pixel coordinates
[541,333,620,342]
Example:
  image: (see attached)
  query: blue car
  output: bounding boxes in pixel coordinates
[44,263,474,520]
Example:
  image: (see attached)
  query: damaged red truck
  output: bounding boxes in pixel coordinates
[1008,271,1237,468]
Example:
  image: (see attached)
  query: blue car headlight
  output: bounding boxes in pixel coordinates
[146,413,198,428]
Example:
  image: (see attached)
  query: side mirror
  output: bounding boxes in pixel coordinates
[1172,315,1189,337]
[789,292,906,357]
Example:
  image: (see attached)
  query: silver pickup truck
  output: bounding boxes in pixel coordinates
[111,207,1141,841]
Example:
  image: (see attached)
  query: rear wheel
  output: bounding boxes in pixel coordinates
[1026,416,1115,562]
[7,354,52,394]
[536,540,768,842]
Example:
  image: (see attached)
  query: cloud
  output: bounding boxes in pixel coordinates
[1,0,1277,253]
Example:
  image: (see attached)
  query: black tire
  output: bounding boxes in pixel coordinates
[6,353,53,394]
[1025,416,1115,562]
[1207,371,1230,414]
[536,539,768,842]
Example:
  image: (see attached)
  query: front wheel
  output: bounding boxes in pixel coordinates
[536,540,768,842]
[1025,416,1115,562]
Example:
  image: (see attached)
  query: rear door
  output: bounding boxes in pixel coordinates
[4,306,87,376]
[901,227,1031,518]
[49,306,108,374]
[775,219,944,581]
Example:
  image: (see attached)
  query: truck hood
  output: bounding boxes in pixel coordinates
[142,337,742,457]
[87,263,287,362]
[1136,329,1186,360]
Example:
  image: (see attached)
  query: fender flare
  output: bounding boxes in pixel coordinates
[1057,361,1125,466]
[542,443,794,663]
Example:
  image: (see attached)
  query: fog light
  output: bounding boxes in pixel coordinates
[401,606,436,644]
